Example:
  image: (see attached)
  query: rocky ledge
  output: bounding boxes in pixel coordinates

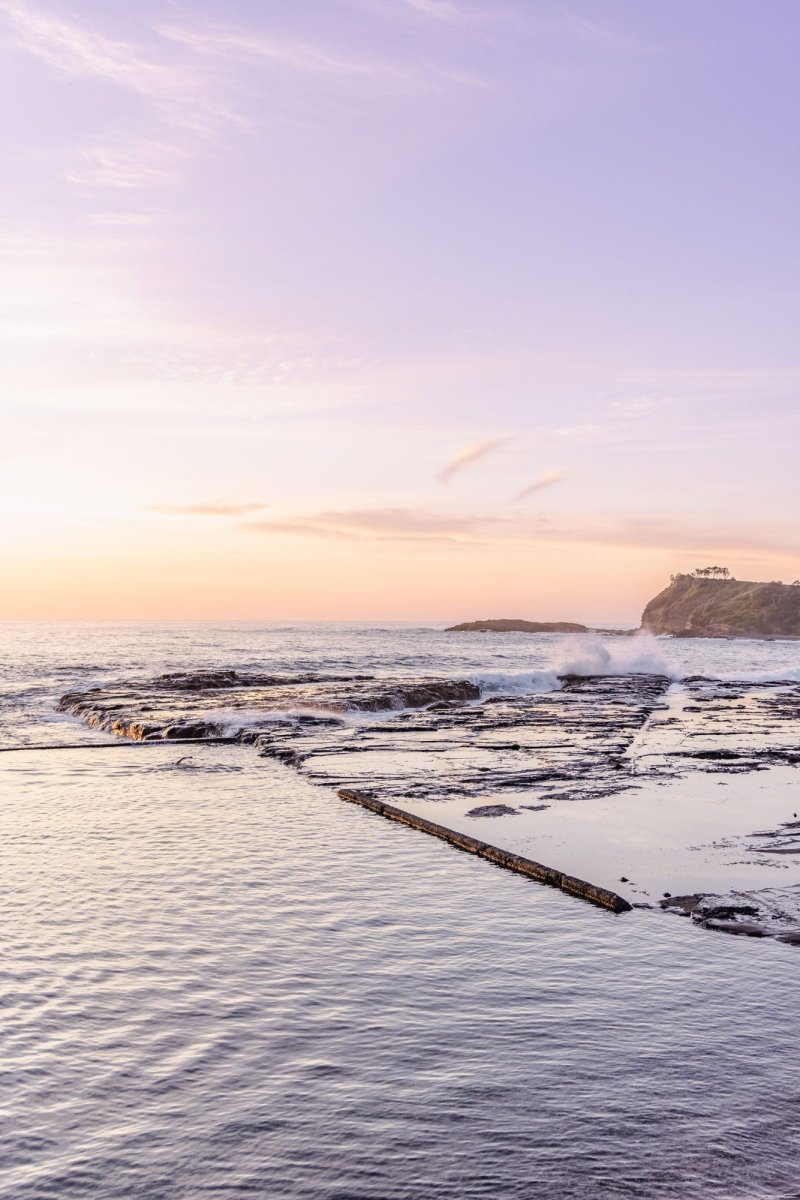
[56,667,800,942]
[58,671,480,740]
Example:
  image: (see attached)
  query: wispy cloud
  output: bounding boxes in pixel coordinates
[514,468,567,501]
[437,436,510,483]
[0,0,240,198]
[81,210,164,227]
[150,501,268,517]
[402,0,464,18]
[557,8,642,50]
[241,505,800,563]
[156,18,480,95]
[245,507,502,543]
[0,0,196,111]
[65,138,191,190]
[157,22,381,77]
[349,0,491,26]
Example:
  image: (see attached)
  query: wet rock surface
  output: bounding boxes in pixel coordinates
[59,673,480,740]
[662,885,800,940]
[466,804,520,818]
[57,668,800,941]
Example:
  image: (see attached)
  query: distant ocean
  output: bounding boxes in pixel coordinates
[2,621,800,1199]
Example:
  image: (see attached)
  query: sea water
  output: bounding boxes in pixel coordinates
[2,622,800,1199]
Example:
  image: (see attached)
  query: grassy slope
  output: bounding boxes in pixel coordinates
[641,577,800,637]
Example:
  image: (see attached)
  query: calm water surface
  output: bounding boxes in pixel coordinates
[2,623,800,1198]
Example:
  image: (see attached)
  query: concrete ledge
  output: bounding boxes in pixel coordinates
[337,788,632,914]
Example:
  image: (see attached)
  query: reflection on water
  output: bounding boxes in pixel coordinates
[2,743,800,1199]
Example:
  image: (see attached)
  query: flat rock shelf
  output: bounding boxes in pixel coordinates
[56,667,800,942]
[338,788,633,912]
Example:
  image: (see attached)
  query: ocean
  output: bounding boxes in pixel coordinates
[2,621,800,1199]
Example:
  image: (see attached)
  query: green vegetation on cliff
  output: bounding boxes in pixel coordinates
[641,575,800,637]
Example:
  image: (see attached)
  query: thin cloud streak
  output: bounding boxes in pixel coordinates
[403,0,463,18]
[159,22,387,76]
[65,138,192,189]
[514,469,567,501]
[0,0,241,144]
[245,508,500,543]
[151,502,268,517]
[157,19,481,95]
[0,0,186,106]
[241,506,800,563]
[437,437,510,484]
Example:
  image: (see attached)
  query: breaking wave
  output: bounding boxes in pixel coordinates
[556,633,681,680]
[471,669,562,696]
[203,706,368,732]
[469,635,680,697]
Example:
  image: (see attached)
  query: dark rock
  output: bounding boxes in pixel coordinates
[161,721,221,739]
[446,619,588,634]
[466,804,519,818]
[346,681,480,710]
[699,904,760,922]
[703,919,769,937]
[156,670,242,691]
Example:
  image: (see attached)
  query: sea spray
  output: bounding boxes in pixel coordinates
[471,668,562,697]
[469,636,679,699]
[557,632,681,679]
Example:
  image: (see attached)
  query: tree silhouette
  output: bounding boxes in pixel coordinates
[693,565,732,580]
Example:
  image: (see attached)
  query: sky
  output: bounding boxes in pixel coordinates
[2,0,799,621]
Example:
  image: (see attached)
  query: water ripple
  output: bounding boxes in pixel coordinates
[1,744,799,1197]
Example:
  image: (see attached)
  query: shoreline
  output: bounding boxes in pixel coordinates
[49,664,800,943]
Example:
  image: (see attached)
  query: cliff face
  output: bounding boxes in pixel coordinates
[641,576,800,637]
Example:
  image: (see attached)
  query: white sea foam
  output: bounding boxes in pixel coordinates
[204,706,347,733]
[470,635,680,697]
[204,704,406,732]
[555,633,681,680]
[719,666,800,684]
[471,669,562,696]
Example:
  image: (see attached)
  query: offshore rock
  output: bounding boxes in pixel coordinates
[446,618,588,633]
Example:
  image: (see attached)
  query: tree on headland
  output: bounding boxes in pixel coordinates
[692,565,732,580]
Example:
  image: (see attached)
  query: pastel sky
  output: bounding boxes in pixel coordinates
[2,0,799,620]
